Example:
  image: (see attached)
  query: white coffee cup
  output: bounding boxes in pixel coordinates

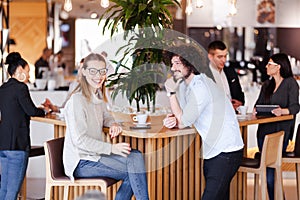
[35,79,47,90]
[47,79,56,91]
[132,113,148,124]
[58,108,65,118]
[237,105,248,115]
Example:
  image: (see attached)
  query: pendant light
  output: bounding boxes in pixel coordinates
[64,0,72,12]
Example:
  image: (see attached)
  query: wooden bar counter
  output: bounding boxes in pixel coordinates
[32,114,200,200]
[31,113,293,200]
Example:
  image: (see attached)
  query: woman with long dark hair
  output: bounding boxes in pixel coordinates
[254,53,300,200]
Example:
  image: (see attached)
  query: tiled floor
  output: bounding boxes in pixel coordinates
[26,176,298,200]
[26,178,45,200]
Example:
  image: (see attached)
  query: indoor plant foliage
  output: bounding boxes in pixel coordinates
[100,0,179,36]
[100,0,180,112]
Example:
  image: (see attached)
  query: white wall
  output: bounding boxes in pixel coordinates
[28,91,67,178]
[75,19,126,66]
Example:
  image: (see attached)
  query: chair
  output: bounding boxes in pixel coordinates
[19,145,45,200]
[282,124,300,200]
[44,137,118,200]
[239,131,284,200]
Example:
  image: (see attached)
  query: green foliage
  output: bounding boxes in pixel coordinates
[100,0,180,112]
[106,64,164,112]
[99,0,180,37]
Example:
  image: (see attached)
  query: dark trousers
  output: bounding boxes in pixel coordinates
[202,149,243,200]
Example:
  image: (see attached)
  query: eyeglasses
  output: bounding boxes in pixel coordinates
[267,61,279,66]
[87,68,108,75]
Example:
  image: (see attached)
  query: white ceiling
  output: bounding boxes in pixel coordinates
[11,0,110,19]
[56,0,110,19]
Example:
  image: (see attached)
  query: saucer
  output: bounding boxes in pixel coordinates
[236,114,247,120]
[133,122,151,127]
[55,112,65,118]
[30,87,44,91]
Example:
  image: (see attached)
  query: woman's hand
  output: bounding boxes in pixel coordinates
[111,143,131,157]
[231,99,243,111]
[43,107,52,115]
[42,98,59,112]
[271,107,288,116]
[163,114,177,129]
[252,108,257,116]
[109,123,122,139]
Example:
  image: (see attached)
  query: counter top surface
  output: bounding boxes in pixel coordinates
[31,113,294,138]
[237,113,293,126]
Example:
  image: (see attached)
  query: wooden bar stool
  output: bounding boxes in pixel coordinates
[239,131,284,200]
[282,124,300,200]
[18,146,45,200]
[44,137,118,200]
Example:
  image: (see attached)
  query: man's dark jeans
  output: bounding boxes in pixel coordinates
[202,149,243,200]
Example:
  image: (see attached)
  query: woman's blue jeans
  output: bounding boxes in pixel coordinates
[73,149,149,200]
[0,150,29,200]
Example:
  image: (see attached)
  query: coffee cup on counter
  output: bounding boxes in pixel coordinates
[35,79,47,90]
[47,79,56,91]
[237,105,248,115]
[58,108,65,118]
[132,112,148,124]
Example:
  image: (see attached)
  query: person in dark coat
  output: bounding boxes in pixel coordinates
[0,52,50,199]
[208,40,245,111]
[34,47,52,79]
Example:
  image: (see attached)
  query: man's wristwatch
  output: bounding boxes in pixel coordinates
[167,91,176,97]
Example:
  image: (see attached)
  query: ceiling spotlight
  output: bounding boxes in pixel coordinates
[90,12,98,19]
[60,10,69,20]
[185,0,193,15]
[228,0,237,16]
[196,0,204,8]
[100,0,110,8]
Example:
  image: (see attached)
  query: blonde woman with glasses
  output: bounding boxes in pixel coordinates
[62,53,149,200]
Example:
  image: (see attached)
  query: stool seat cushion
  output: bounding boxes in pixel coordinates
[283,152,300,158]
[29,146,45,157]
[240,157,260,168]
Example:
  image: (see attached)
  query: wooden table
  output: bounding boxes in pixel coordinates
[31,113,293,200]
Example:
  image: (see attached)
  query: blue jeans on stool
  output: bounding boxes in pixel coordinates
[0,150,29,200]
[202,149,243,200]
[74,149,149,200]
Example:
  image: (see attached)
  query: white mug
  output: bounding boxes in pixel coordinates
[132,113,148,124]
[47,79,56,91]
[35,79,47,90]
[58,108,65,118]
[237,106,248,115]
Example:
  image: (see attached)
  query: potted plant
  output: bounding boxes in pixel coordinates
[100,0,180,113]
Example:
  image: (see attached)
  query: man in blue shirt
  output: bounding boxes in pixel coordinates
[163,44,244,200]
